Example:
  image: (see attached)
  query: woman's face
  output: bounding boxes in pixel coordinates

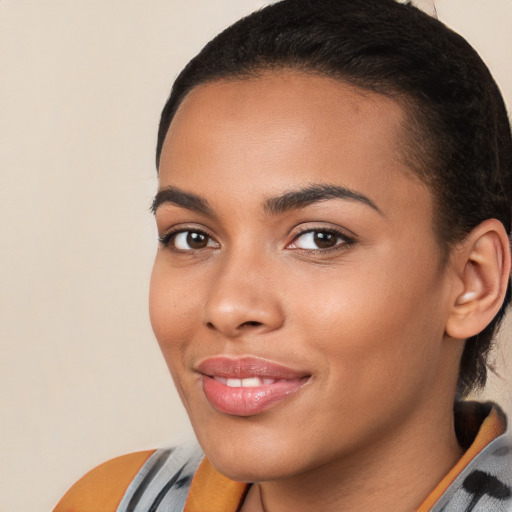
[150,72,459,481]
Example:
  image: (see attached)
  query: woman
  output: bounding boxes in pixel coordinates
[55,0,512,510]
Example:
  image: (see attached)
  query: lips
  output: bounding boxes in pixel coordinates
[197,356,310,416]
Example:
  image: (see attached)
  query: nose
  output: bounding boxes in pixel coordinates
[203,252,285,338]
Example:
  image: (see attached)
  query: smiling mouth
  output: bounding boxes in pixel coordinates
[197,356,310,416]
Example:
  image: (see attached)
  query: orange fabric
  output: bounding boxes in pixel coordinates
[184,457,248,512]
[417,407,505,511]
[53,450,155,512]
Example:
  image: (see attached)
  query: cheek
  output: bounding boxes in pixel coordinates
[149,262,198,405]
[295,249,446,381]
[149,260,197,358]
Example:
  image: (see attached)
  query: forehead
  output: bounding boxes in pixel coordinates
[166,71,408,161]
[159,71,431,221]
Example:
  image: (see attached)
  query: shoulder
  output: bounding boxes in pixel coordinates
[54,444,204,512]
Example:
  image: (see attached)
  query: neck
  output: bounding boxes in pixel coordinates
[241,405,463,512]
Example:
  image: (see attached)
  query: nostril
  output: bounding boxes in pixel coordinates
[240,321,262,328]
[205,319,263,333]
[206,320,263,336]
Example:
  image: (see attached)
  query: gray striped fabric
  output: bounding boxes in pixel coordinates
[431,427,512,512]
[115,443,203,512]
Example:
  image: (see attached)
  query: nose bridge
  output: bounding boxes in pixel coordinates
[203,244,284,337]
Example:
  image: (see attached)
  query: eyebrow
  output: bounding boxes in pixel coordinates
[264,183,382,216]
[151,186,214,216]
[151,183,382,217]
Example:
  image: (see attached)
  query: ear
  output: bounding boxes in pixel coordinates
[445,219,511,340]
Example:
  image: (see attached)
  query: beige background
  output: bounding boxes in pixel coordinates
[0,1,510,511]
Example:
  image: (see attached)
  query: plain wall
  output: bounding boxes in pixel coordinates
[0,1,510,511]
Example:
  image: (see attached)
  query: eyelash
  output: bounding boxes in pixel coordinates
[158,226,355,253]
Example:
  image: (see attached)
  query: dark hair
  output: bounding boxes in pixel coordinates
[156,0,512,397]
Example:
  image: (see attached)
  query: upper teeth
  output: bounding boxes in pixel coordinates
[214,377,276,387]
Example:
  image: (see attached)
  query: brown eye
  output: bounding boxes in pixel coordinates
[171,231,219,251]
[313,231,337,249]
[186,232,208,249]
[290,229,352,251]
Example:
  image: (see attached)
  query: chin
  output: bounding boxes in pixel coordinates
[208,452,298,483]
[193,420,320,483]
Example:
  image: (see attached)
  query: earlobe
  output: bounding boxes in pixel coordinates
[446,219,511,340]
